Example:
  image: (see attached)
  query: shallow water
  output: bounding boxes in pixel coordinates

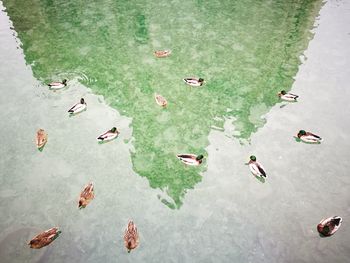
[1,0,350,262]
[1,0,323,208]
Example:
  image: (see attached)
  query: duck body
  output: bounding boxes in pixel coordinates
[28,227,61,249]
[97,128,119,142]
[154,50,171,58]
[36,129,48,149]
[183,78,204,87]
[48,79,67,90]
[79,182,94,208]
[248,160,267,178]
[68,99,87,115]
[317,216,342,236]
[154,93,167,107]
[297,131,322,144]
[176,154,203,166]
[124,221,139,253]
[278,91,299,102]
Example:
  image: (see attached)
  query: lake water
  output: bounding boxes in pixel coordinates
[0,0,350,262]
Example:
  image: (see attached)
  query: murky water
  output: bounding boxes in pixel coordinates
[2,0,322,208]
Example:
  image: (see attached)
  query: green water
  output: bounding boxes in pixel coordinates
[3,0,322,208]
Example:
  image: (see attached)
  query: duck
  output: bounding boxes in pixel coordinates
[278,90,298,102]
[78,182,94,208]
[48,79,67,90]
[154,50,171,58]
[297,130,322,143]
[28,227,61,249]
[154,93,167,107]
[248,155,266,178]
[68,98,87,115]
[36,129,48,149]
[177,154,204,166]
[317,216,342,237]
[183,77,205,87]
[97,127,119,142]
[124,220,139,253]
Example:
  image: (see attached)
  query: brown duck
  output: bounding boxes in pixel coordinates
[124,220,139,253]
[78,182,94,208]
[28,227,61,249]
[36,129,48,149]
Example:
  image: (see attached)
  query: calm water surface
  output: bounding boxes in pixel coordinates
[2,0,322,208]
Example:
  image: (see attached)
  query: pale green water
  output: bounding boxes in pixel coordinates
[2,0,322,209]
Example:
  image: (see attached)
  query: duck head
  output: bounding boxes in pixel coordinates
[111,127,117,133]
[80,98,85,104]
[196,155,204,161]
[297,130,306,137]
[198,78,204,83]
[250,155,257,162]
[78,199,87,209]
[62,79,67,85]
[28,239,40,249]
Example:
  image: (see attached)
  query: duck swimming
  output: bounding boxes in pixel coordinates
[297,130,322,143]
[317,216,342,237]
[68,98,87,115]
[248,155,266,178]
[177,154,204,166]
[36,129,48,149]
[78,182,94,208]
[154,93,167,107]
[97,127,119,142]
[154,50,171,58]
[28,227,61,249]
[278,90,299,102]
[48,79,67,90]
[124,220,139,253]
[183,77,205,87]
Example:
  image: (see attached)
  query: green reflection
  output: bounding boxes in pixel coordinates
[3,0,322,208]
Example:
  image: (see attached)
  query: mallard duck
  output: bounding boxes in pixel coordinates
[154,93,167,107]
[317,216,342,237]
[28,227,61,249]
[154,50,171,58]
[177,154,204,166]
[278,90,299,102]
[48,79,67,90]
[183,77,205,87]
[36,129,48,149]
[97,127,119,142]
[124,220,139,253]
[68,98,87,115]
[248,155,266,178]
[297,130,322,143]
[78,182,94,208]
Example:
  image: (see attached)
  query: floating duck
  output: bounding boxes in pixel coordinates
[124,220,139,253]
[154,93,167,107]
[278,90,299,102]
[183,77,205,87]
[317,216,342,237]
[68,98,87,115]
[297,130,322,143]
[97,127,119,142]
[177,154,204,166]
[28,227,61,249]
[48,79,67,90]
[154,50,171,58]
[36,129,48,149]
[248,155,266,178]
[78,182,94,208]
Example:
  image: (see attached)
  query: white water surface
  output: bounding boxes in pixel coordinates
[0,0,350,262]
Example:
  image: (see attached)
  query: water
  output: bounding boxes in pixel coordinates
[1,0,350,262]
[1,0,322,208]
